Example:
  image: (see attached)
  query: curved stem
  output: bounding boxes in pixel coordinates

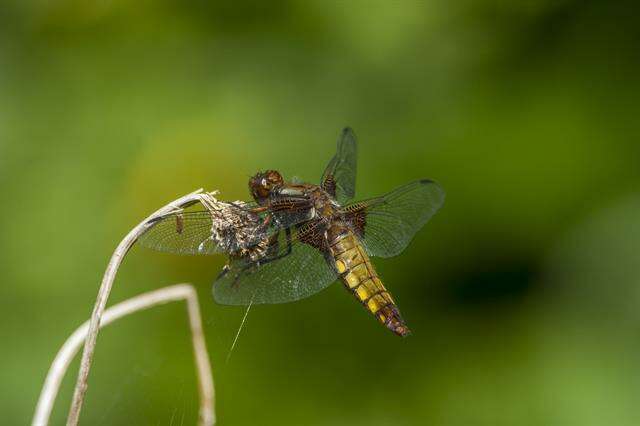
[33,284,215,426]
[66,188,205,425]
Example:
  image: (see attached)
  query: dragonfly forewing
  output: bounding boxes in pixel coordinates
[138,199,267,256]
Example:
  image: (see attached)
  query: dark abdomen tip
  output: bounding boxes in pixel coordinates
[379,304,411,337]
[393,325,411,337]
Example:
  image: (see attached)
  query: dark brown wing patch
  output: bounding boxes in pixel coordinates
[321,174,337,198]
[296,220,327,250]
[268,197,315,229]
[340,208,367,239]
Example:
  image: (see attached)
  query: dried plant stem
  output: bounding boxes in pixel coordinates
[32,284,215,426]
[66,189,206,426]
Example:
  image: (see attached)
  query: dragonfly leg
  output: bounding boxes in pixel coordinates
[230,227,293,288]
[261,213,272,228]
[216,263,230,280]
[258,227,293,264]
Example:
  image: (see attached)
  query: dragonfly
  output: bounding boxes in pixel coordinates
[139,128,445,337]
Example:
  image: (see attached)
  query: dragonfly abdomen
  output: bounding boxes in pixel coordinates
[327,230,410,337]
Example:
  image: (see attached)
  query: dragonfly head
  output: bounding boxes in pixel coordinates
[249,169,284,204]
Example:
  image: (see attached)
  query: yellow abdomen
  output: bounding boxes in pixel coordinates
[327,231,410,337]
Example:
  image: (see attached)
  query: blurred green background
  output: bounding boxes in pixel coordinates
[2,0,640,425]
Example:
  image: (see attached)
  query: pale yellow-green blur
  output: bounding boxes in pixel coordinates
[2,1,640,425]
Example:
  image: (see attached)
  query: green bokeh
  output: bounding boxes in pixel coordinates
[2,1,640,424]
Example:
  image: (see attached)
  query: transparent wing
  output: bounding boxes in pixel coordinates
[213,222,338,305]
[138,197,317,256]
[321,127,357,204]
[345,179,445,258]
[138,211,230,255]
